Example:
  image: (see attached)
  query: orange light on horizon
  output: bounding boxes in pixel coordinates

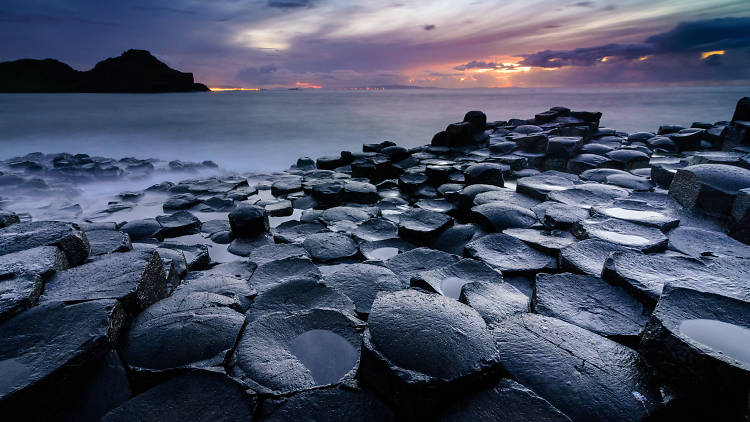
[639,56,650,61]
[701,50,725,59]
[209,87,260,92]
[296,82,323,89]
[600,56,610,62]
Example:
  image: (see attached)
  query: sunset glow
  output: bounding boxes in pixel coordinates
[701,50,726,59]
[209,87,260,92]
[295,82,323,89]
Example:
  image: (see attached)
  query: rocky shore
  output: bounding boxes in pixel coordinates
[1,98,750,421]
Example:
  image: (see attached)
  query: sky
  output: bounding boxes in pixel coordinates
[1,0,749,88]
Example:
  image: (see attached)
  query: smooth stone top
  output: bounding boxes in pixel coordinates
[668,226,750,259]
[465,233,556,274]
[367,290,499,380]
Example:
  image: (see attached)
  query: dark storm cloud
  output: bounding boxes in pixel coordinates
[571,2,595,7]
[268,0,314,8]
[520,17,750,67]
[424,24,436,30]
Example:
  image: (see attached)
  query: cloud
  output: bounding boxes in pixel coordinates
[571,1,595,7]
[423,24,436,30]
[267,0,313,8]
[520,17,750,68]
[453,60,526,71]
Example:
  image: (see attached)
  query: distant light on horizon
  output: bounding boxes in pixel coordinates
[209,87,261,92]
[701,50,725,59]
[296,82,323,89]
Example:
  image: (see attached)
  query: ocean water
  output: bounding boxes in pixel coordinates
[0,86,747,172]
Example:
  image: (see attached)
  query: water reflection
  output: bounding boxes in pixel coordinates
[679,319,750,365]
[440,277,471,299]
[289,329,358,385]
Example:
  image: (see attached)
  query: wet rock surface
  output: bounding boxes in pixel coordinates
[3,100,750,419]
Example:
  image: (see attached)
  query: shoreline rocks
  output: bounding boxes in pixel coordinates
[2,97,750,420]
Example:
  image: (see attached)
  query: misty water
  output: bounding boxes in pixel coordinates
[1,86,748,173]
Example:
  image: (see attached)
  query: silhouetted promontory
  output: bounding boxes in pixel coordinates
[0,49,209,93]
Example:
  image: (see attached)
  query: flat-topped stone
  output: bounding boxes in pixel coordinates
[324,263,401,316]
[572,218,668,252]
[398,208,453,245]
[411,258,503,299]
[384,247,460,287]
[465,233,557,274]
[302,232,359,262]
[559,238,635,276]
[245,278,356,323]
[547,183,629,209]
[471,203,537,232]
[669,164,750,218]
[493,313,661,422]
[668,226,750,259]
[0,221,90,265]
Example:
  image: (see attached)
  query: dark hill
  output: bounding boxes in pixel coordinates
[0,50,209,93]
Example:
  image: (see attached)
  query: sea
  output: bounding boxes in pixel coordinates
[1,86,748,173]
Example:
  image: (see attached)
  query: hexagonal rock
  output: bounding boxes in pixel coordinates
[155,210,201,238]
[273,220,326,244]
[324,263,401,316]
[639,286,750,400]
[229,204,269,237]
[547,183,629,209]
[352,217,398,242]
[397,208,453,245]
[411,258,503,300]
[437,379,572,421]
[343,181,379,204]
[516,174,576,200]
[470,203,537,232]
[567,153,614,174]
[465,233,557,275]
[532,201,589,229]
[502,228,576,254]
[429,224,479,255]
[546,136,583,158]
[359,238,415,261]
[0,246,69,321]
[534,273,649,345]
[0,299,125,418]
[302,232,359,262]
[458,280,529,327]
[559,238,634,276]
[319,206,379,231]
[229,309,364,394]
[120,218,161,240]
[669,164,750,218]
[120,290,246,371]
[245,278,356,323]
[606,149,650,170]
[40,250,167,314]
[463,162,505,186]
[602,250,750,306]
[668,226,750,259]
[250,256,322,293]
[572,218,668,252]
[384,247,460,287]
[0,221,90,265]
[473,188,541,209]
[248,243,309,266]
[101,370,257,422]
[259,384,396,422]
[493,313,661,422]
[177,272,258,311]
[360,290,502,414]
[86,230,132,255]
[590,199,679,232]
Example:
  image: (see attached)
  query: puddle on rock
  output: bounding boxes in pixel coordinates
[289,329,358,385]
[679,319,750,365]
[440,277,472,299]
[367,247,399,261]
[590,229,650,247]
[604,207,665,221]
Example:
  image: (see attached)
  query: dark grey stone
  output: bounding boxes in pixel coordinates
[302,232,359,262]
[465,233,557,274]
[572,218,668,252]
[324,263,401,316]
[559,238,635,276]
[86,230,132,255]
[0,221,90,265]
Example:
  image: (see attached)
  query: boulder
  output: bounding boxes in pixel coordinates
[360,290,501,414]
[516,174,576,200]
[302,232,359,262]
[0,221,90,265]
[343,181,379,204]
[248,243,309,266]
[639,286,750,407]
[384,247,460,287]
[155,210,201,238]
[458,279,529,326]
[40,250,167,314]
[493,313,660,422]
[0,300,125,419]
[668,226,750,259]
[397,208,453,245]
[273,220,326,244]
[559,238,634,276]
[532,201,589,229]
[352,217,398,242]
[465,233,556,275]
[502,228,576,254]
[546,136,583,158]
[86,229,132,255]
[471,203,537,232]
[670,164,750,218]
[102,370,256,421]
[602,250,750,306]
[572,218,668,252]
[120,218,161,240]
[464,162,505,186]
[411,258,503,299]
[534,273,649,345]
[473,188,541,209]
[229,204,269,237]
[245,278,356,323]
[324,263,401,316]
[229,309,363,394]
[250,256,322,293]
